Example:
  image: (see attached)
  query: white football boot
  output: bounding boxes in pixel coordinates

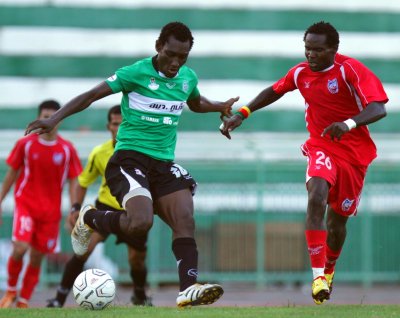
[71,205,95,255]
[176,283,223,307]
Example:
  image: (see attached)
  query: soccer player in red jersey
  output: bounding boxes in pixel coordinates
[220,21,388,305]
[0,100,82,308]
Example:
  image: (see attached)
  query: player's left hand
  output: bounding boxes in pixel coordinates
[219,96,239,119]
[66,210,79,232]
[25,118,58,135]
[219,113,243,140]
[321,122,350,141]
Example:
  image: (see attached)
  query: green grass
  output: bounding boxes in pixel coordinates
[0,305,400,318]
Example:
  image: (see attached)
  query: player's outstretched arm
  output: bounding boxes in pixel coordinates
[25,82,113,135]
[187,95,239,118]
[219,86,283,139]
[0,168,18,226]
[349,102,387,126]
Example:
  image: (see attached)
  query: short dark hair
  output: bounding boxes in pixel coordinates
[157,21,194,49]
[38,100,60,114]
[108,105,121,123]
[303,21,339,48]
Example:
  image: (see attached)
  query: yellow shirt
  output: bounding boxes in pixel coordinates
[78,139,122,210]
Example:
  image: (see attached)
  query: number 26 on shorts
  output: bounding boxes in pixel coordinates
[315,151,332,170]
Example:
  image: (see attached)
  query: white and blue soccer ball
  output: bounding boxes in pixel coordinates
[73,268,116,310]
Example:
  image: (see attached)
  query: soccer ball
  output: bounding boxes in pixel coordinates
[73,268,116,310]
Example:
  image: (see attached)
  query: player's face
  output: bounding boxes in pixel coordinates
[38,108,59,133]
[156,36,191,78]
[304,33,337,72]
[107,113,122,141]
[39,108,56,120]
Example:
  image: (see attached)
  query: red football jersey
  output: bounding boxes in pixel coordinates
[273,53,388,166]
[6,133,82,222]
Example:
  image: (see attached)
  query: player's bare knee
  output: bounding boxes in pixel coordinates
[123,188,154,236]
[308,190,327,207]
[125,215,153,237]
[327,221,345,238]
[12,243,29,258]
[126,224,151,237]
[326,217,335,231]
[326,225,336,239]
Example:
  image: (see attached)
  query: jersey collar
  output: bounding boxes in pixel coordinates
[38,136,58,146]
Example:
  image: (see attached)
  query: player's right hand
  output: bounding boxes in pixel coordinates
[219,114,243,139]
[67,210,79,231]
[25,118,57,136]
[321,121,349,141]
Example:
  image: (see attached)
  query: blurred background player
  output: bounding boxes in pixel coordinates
[46,105,152,307]
[0,100,82,308]
[220,21,388,305]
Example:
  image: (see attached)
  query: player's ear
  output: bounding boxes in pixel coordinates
[155,40,162,53]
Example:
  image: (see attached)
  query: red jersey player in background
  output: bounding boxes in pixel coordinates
[0,100,82,308]
[220,21,388,305]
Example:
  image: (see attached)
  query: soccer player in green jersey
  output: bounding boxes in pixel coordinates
[47,105,152,307]
[26,21,238,307]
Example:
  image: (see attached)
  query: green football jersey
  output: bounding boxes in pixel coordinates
[106,57,200,161]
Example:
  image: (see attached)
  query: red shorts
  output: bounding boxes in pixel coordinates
[302,144,367,217]
[12,204,60,253]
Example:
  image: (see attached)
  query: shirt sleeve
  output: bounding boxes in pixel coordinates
[105,64,138,94]
[186,68,200,101]
[343,59,389,107]
[188,86,200,100]
[77,147,100,188]
[272,66,299,95]
[6,138,26,170]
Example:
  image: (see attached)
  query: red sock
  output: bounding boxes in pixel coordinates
[305,230,327,269]
[325,245,341,274]
[7,257,23,290]
[19,264,41,301]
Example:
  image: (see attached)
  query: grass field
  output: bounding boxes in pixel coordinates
[0,305,400,318]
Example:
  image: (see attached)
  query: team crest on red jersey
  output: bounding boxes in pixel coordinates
[53,153,64,165]
[341,198,354,212]
[47,239,56,249]
[327,78,339,94]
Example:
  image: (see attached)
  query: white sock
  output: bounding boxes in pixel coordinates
[312,267,325,280]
